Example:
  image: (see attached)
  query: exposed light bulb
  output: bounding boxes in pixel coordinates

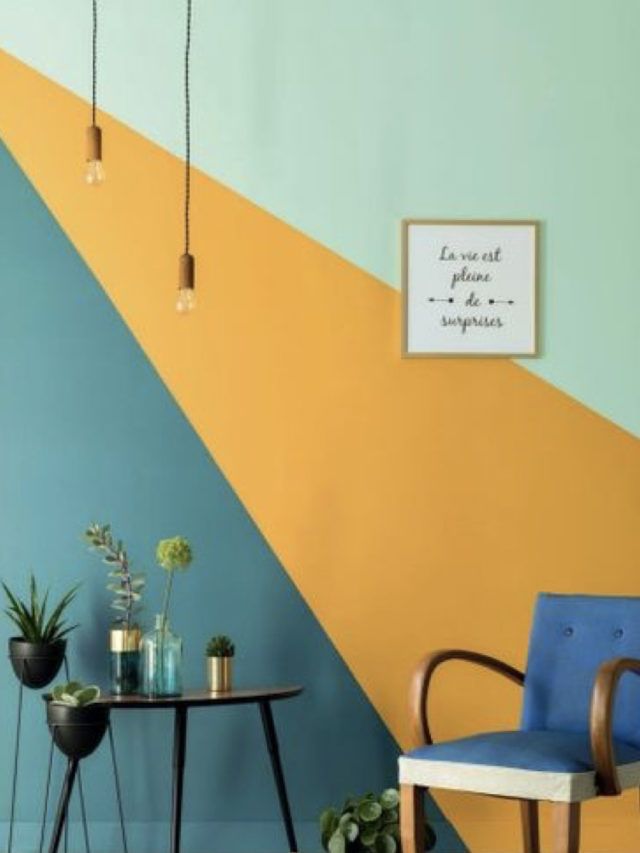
[177,253,196,314]
[85,125,105,186]
[176,286,196,314]
[85,159,106,186]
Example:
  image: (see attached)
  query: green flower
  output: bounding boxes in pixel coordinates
[156,537,193,571]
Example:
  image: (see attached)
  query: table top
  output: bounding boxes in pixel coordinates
[96,685,303,709]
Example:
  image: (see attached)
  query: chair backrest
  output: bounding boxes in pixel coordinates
[521,593,640,748]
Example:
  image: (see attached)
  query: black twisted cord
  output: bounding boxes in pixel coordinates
[91,0,97,126]
[184,0,192,254]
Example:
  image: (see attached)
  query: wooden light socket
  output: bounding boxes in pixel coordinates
[179,253,195,290]
[86,125,102,162]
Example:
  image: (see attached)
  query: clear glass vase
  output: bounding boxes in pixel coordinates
[140,615,183,697]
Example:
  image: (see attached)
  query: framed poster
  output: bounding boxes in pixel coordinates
[402,219,539,357]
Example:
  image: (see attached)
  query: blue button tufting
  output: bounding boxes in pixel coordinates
[614,629,624,639]
[563,627,574,637]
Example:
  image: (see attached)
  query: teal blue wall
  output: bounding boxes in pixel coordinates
[2,0,639,435]
[0,144,464,852]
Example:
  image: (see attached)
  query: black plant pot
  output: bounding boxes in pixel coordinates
[47,701,110,760]
[9,638,66,688]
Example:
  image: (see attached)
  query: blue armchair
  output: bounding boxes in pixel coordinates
[399,594,640,853]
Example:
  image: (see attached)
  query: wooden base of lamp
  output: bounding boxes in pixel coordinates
[86,125,102,161]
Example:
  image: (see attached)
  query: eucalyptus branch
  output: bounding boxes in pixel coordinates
[84,523,145,629]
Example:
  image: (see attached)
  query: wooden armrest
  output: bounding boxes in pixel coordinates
[590,657,640,796]
[409,648,525,747]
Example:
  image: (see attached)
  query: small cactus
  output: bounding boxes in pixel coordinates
[206,634,235,657]
[51,681,101,707]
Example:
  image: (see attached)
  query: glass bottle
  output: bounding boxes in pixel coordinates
[109,622,141,695]
[140,615,183,697]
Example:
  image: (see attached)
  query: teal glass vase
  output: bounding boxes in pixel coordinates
[109,623,141,695]
[140,615,183,697]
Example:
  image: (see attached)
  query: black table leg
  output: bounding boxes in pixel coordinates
[171,706,188,853]
[48,759,78,853]
[108,723,129,853]
[259,701,298,852]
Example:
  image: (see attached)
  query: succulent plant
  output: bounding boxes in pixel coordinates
[206,634,235,657]
[2,574,79,644]
[51,681,101,707]
[320,789,436,853]
[84,522,145,629]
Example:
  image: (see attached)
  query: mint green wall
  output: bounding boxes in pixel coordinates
[0,143,464,852]
[1,0,639,436]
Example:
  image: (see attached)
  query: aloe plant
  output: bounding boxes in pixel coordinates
[51,681,101,707]
[84,522,145,629]
[206,635,235,657]
[320,789,436,853]
[2,574,79,643]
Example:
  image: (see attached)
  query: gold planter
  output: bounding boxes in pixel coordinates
[207,656,233,693]
[109,625,141,653]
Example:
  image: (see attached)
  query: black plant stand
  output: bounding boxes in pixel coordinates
[6,650,67,853]
[40,720,128,853]
[7,659,26,853]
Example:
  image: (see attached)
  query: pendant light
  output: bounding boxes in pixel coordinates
[176,0,196,313]
[85,0,105,185]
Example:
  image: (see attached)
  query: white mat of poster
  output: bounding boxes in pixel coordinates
[403,220,538,356]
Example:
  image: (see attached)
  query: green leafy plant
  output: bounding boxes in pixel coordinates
[2,574,79,643]
[156,536,193,628]
[206,635,235,657]
[84,522,145,629]
[320,789,436,853]
[51,681,101,707]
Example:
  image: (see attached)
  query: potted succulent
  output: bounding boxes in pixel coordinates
[320,789,436,853]
[47,681,107,760]
[3,575,79,688]
[84,522,146,694]
[140,536,193,697]
[206,634,235,693]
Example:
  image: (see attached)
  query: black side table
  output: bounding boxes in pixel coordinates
[99,686,303,853]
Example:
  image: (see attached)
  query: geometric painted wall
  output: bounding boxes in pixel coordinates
[1,3,640,850]
[0,140,462,852]
[2,0,639,438]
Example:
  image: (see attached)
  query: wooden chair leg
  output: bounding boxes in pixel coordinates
[520,800,540,853]
[551,802,581,853]
[400,784,426,853]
